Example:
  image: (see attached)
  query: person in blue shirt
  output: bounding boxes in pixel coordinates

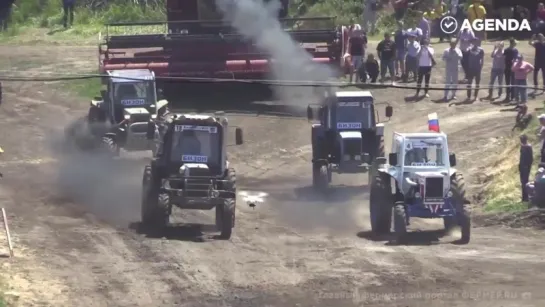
[63,0,75,28]
[394,21,407,81]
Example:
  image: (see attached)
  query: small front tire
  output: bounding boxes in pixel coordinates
[393,202,407,244]
[217,199,235,240]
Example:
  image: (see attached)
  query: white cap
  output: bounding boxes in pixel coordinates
[538,114,545,119]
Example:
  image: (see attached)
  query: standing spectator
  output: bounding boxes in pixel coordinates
[394,21,407,80]
[414,38,435,98]
[63,0,75,29]
[529,33,545,94]
[487,42,505,99]
[417,12,431,42]
[457,27,476,82]
[365,54,380,83]
[538,114,545,163]
[393,0,409,21]
[512,55,534,104]
[467,0,487,42]
[347,26,367,83]
[405,34,421,82]
[0,0,15,31]
[377,32,396,84]
[407,25,423,42]
[465,38,484,101]
[504,38,519,102]
[363,0,379,34]
[442,39,463,101]
[519,134,533,202]
[537,3,545,21]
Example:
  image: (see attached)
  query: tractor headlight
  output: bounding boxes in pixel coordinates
[355,155,361,161]
[343,154,350,161]
[447,191,453,198]
[124,114,131,120]
[151,114,157,119]
[414,192,421,198]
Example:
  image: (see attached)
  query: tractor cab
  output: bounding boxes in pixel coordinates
[150,113,243,177]
[107,69,157,124]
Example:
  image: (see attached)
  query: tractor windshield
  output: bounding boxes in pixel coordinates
[403,138,445,166]
[170,124,221,165]
[335,100,372,129]
[113,81,155,107]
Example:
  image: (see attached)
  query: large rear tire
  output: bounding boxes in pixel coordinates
[141,165,168,229]
[393,202,408,244]
[375,136,385,159]
[223,168,237,227]
[451,172,470,244]
[369,172,392,234]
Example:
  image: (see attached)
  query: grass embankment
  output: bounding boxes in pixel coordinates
[66,76,102,99]
[2,0,422,43]
[483,105,544,213]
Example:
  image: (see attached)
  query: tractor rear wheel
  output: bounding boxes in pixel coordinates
[217,199,235,239]
[451,172,471,244]
[393,202,408,244]
[376,136,385,159]
[369,172,392,234]
[223,168,237,227]
[312,163,329,190]
[141,165,168,229]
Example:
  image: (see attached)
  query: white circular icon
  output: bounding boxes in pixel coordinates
[440,16,458,35]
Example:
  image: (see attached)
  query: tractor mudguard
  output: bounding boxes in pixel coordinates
[448,168,458,178]
[375,123,385,136]
[90,99,103,107]
[311,124,324,161]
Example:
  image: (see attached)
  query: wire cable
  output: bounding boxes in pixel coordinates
[0,72,544,91]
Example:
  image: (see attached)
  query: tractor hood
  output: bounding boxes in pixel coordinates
[179,163,209,176]
[339,131,362,139]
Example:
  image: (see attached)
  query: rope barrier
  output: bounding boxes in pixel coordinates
[0,73,544,91]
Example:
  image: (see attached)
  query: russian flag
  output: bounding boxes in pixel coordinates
[428,113,440,132]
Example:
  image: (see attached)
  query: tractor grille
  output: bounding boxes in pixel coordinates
[425,177,444,198]
[129,122,149,133]
[130,113,151,123]
[343,139,361,156]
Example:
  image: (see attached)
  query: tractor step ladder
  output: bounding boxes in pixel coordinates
[1,208,13,257]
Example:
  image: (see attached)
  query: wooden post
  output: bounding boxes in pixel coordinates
[1,208,13,257]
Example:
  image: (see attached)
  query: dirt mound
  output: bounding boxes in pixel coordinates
[474,208,545,229]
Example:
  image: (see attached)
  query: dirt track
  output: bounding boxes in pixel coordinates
[0,43,545,306]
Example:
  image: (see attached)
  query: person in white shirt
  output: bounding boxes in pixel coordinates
[415,38,435,98]
[405,34,421,81]
[407,27,423,41]
[442,39,463,100]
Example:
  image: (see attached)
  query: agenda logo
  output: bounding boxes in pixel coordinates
[440,16,532,35]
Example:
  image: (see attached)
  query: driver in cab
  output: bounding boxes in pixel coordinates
[114,84,138,123]
[176,129,202,157]
[405,147,427,165]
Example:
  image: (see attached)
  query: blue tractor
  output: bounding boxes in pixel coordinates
[369,132,471,244]
[306,90,393,189]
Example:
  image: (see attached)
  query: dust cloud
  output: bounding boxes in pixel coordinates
[215,0,334,104]
[51,119,144,227]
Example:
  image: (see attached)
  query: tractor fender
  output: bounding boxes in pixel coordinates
[91,99,103,107]
[375,123,385,136]
[448,168,458,178]
[311,124,324,161]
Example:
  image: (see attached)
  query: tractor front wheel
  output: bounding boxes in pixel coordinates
[102,136,120,157]
[369,172,392,234]
[312,163,329,190]
[141,165,168,230]
[451,172,471,244]
[217,199,235,239]
[393,202,408,244]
